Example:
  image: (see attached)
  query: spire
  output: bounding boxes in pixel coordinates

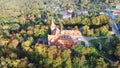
[50,19,56,34]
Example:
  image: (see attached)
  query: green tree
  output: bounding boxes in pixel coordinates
[87,29,94,36]
[116,15,120,23]
[73,55,88,68]
[114,43,120,57]
[100,26,110,36]
[96,58,108,68]
[94,29,100,36]
[92,17,98,25]
[82,25,89,35]
[39,27,48,38]
[10,24,20,31]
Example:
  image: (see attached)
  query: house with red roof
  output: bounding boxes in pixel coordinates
[112,10,120,15]
[48,20,82,47]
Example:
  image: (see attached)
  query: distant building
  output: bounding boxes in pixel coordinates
[116,4,120,9]
[74,10,81,16]
[48,20,82,47]
[67,9,74,13]
[99,12,105,15]
[58,11,72,19]
[54,4,61,9]
[112,10,120,15]
[62,14,72,19]
[74,10,88,16]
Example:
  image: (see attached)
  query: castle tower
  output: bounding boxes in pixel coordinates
[50,19,56,34]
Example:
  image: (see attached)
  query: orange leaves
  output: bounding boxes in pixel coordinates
[35,44,47,57]
[8,39,19,49]
[20,29,26,34]
[27,30,34,36]
[35,45,73,68]
[0,38,9,46]
[82,47,90,55]
[44,26,49,30]
[48,46,57,54]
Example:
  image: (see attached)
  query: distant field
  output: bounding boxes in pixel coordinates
[0,0,43,17]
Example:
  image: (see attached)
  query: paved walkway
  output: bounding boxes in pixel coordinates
[80,36,90,46]
[84,36,113,41]
[80,36,113,46]
[98,54,113,63]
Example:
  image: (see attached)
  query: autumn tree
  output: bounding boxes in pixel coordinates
[100,26,110,36]
[96,58,108,68]
[82,25,89,35]
[114,43,120,57]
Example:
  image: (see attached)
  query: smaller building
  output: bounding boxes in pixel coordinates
[54,4,61,9]
[112,10,120,15]
[62,14,72,19]
[74,10,88,16]
[67,8,74,13]
[99,12,105,15]
[57,11,72,19]
[116,4,120,9]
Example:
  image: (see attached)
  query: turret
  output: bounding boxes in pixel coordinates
[50,19,56,34]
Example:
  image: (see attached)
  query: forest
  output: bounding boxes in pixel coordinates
[0,0,120,68]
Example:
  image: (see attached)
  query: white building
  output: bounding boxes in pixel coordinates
[112,10,120,15]
[116,4,120,9]
[62,14,72,19]
[74,10,88,16]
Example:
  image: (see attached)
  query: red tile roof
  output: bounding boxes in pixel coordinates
[61,30,82,36]
[48,20,82,47]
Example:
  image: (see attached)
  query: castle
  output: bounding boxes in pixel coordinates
[48,20,82,47]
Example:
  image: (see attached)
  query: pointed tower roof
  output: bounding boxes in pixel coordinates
[50,19,56,31]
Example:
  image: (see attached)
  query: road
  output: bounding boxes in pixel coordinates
[79,8,119,47]
[98,54,113,63]
[98,53,119,66]
[80,36,90,46]
[84,36,113,41]
[80,36,113,47]
[106,8,119,35]
[111,20,119,35]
